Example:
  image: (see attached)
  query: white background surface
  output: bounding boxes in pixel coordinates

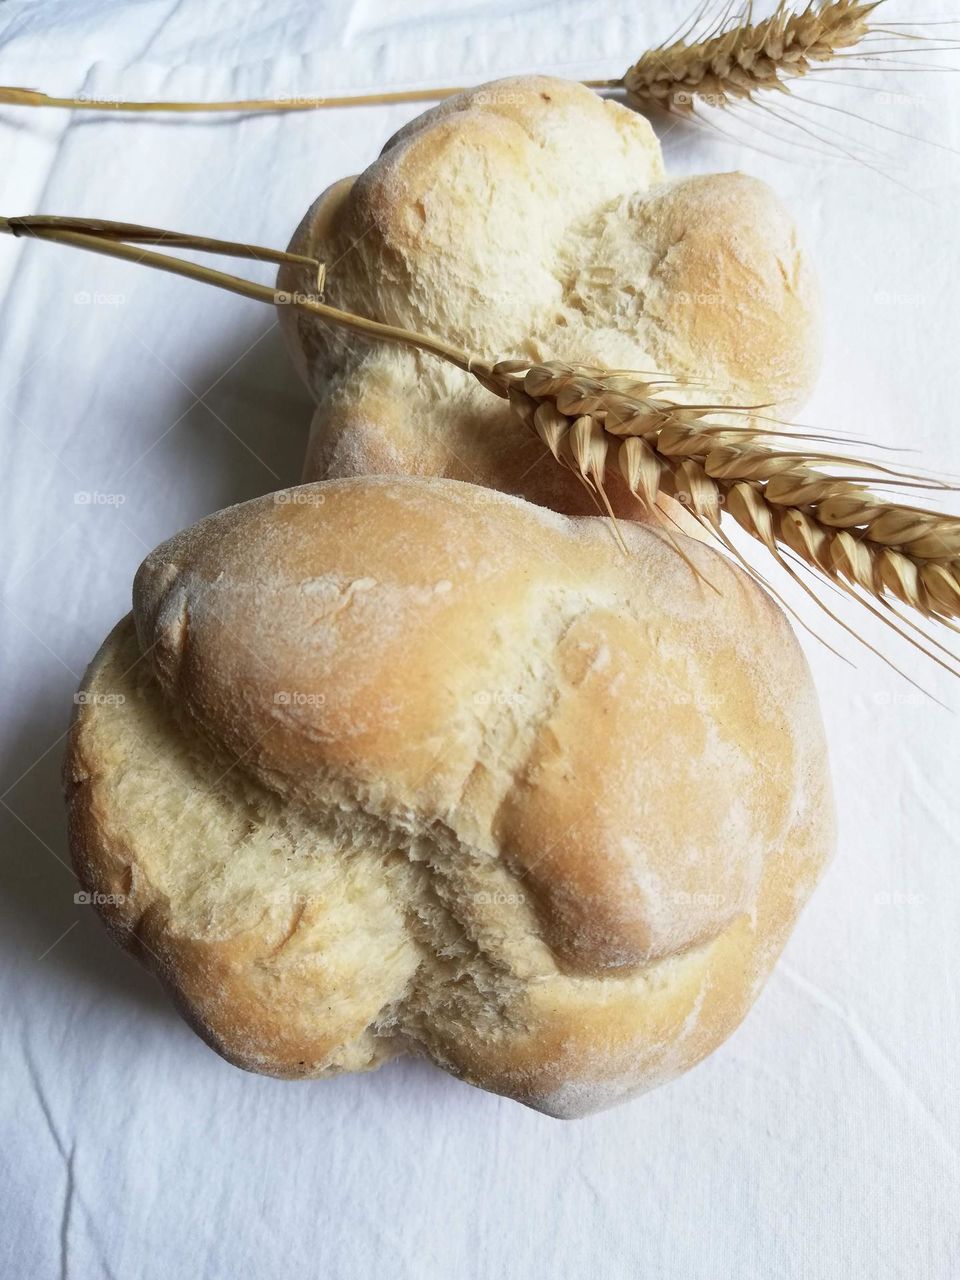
[2,2,959,1277]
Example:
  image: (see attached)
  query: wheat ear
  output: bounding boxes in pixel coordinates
[0,2,891,117]
[625,1,884,111]
[3,213,958,674]
[477,360,960,667]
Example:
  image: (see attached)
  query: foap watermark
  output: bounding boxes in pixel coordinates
[74,890,126,906]
[673,489,726,511]
[672,90,726,110]
[263,887,325,908]
[274,290,324,307]
[74,94,123,108]
[473,689,527,710]
[274,94,327,108]
[874,890,923,908]
[874,289,925,308]
[667,691,727,710]
[473,890,526,907]
[274,489,326,506]
[73,289,125,306]
[871,689,927,709]
[671,890,726,910]
[473,89,531,108]
[73,690,125,706]
[274,690,326,707]
[674,290,724,307]
[875,91,929,108]
[74,490,126,506]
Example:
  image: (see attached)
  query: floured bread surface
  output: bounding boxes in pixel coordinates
[278,76,820,519]
[65,477,834,1117]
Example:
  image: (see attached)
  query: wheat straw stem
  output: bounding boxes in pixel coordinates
[0,216,474,373]
[0,85,469,113]
[3,212,958,665]
[6,215,323,272]
[0,80,623,115]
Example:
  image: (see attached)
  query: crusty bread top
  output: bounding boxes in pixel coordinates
[132,476,823,974]
[278,76,820,517]
[68,477,834,1114]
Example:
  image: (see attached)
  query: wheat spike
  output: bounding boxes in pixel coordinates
[481,359,960,662]
[625,1,884,112]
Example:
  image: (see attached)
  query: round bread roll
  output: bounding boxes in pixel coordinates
[278,75,821,520]
[65,476,834,1117]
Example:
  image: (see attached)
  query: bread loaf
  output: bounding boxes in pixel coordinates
[65,476,834,1116]
[278,76,821,520]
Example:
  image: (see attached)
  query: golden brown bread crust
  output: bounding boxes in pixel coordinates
[64,477,834,1116]
[277,76,820,522]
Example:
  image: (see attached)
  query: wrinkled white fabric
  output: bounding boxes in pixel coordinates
[1,2,959,1277]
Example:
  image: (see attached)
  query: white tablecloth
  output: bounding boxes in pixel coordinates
[2,2,959,1276]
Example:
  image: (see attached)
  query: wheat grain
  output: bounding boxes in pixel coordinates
[624,1,884,112]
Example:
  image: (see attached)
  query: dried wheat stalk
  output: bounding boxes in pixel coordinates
[625,1,884,112]
[0,2,900,117]
[3,213,958,674]
[0,84,467,114]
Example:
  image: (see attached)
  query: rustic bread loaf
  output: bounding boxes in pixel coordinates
[65,476,833,1116]
[278,76,820,519]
